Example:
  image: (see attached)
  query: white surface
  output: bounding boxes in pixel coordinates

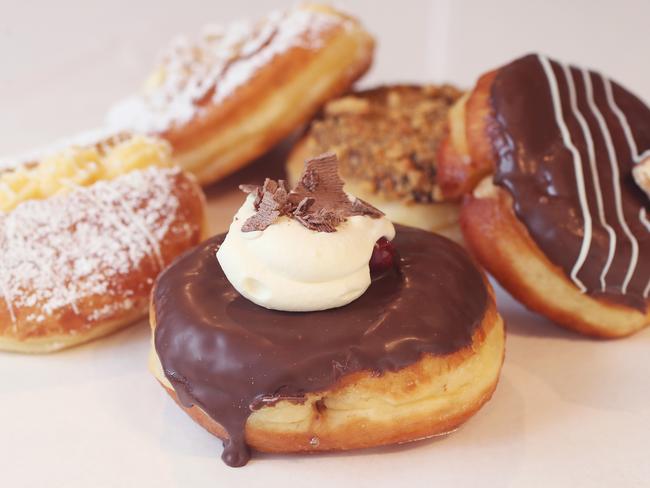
[1,1,649,487]
[2,289,649,487]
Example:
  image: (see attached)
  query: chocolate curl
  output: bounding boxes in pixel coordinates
[240,153,384,232]
[240,179,291,232]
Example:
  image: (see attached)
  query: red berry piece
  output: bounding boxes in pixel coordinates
[369,237,397,273]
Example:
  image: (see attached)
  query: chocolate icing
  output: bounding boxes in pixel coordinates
[241,153,382,232]
[153,225,488,466]
[490,54,650,310]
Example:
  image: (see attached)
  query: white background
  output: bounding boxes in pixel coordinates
[1,1,649,487]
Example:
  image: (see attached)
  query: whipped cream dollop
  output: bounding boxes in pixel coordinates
[217,193,395,312]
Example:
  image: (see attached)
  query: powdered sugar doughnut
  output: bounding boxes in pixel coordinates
[108,4,374,186]
[0,167,205,353]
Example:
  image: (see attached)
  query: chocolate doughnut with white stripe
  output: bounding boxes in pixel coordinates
[437,53,649,337]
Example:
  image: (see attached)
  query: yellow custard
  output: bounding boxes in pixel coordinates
[0,134,172,212]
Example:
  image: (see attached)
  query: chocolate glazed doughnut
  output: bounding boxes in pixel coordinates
[437,53,650,337]
[150,225,504,466]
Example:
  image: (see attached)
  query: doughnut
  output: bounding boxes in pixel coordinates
[150,226,503,466]
[286,85,464,239]
[107,4,374,186]
[0,166,205,353]
[438,53,650,337]
[150,155,504,466]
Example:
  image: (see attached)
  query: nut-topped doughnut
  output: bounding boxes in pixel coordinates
[437,53,650,337]
[108,4,375,186]
[287,85,463,238]
[150,154,504,466]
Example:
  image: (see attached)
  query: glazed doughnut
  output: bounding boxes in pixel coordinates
[150,154,504,466]
[438,53,650,337]
[107,4,374,186]
[286,85,464,239]
[0,166,205,353]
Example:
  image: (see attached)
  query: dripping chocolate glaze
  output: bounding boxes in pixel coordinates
[153,224,488,466]
[490,54,650,310]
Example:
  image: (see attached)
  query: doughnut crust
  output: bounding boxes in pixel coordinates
[287,85,463,239]
[108,4,375,186]
[149,285,503,455]
[438,54,650,337]
[0,167,206,353]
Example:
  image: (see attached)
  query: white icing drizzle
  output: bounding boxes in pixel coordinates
[0,168,188,332]
[101,184,166,270]
[562,63,616,292]
[5,213,81,316]
[604,80,650,164]
[107,7,348,134]
[581,69,619,292]
[537,55,648,300]
[604,78,650,300]
[538,55,592,293]
[63,179,164,272]
[601,77,641,295]
[59,179,146,267]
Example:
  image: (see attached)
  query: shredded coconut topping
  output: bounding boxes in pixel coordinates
[0,167,188,334]
[107,6,348,134]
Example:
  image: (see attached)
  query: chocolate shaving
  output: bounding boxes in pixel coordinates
[350,198,385,218]
[294,197,315,214]
[240,153,384,232]
[240,179,292,232]
[294,208,342,233]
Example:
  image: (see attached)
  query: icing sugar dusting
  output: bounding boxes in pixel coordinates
[107,7,347,134]
[0,167,189,336]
